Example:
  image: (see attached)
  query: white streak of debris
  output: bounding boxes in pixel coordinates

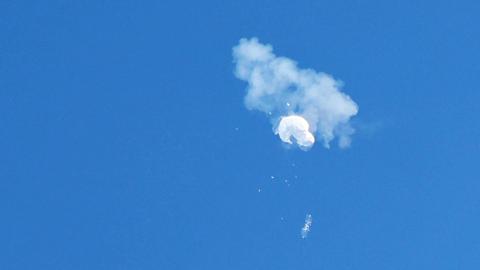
[301,214,313,238]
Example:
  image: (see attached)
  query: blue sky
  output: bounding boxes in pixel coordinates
[1,0,480,269]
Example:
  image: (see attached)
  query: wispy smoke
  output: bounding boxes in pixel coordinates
[233,38,358,149]
[301,214,313,238]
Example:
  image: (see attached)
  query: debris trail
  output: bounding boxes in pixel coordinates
[301,214,313,239]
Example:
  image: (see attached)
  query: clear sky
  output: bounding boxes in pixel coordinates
[1,1,480,269]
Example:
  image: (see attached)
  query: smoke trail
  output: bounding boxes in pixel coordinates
[301,214,313,238]
[233,38,358,150]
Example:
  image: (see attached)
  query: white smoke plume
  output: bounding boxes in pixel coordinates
[232,38,358,149]
[301,214,313,239]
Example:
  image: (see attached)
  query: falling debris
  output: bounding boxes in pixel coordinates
[276,115,315,149]
[301,214,313,239]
